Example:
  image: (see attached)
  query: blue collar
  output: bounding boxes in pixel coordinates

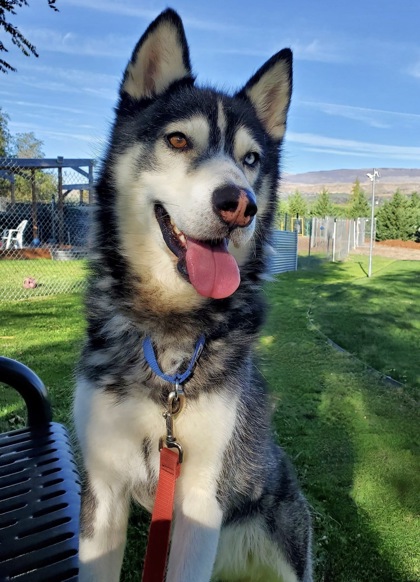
[143,335,205,385]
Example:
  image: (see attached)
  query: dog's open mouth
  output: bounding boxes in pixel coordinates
[154,204,240,299]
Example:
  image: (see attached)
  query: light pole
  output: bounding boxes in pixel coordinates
[367,169,379,277]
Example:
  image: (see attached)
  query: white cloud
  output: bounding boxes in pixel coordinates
[65,0,160,20]
[2,99,84,115]
[210,39,345,64]
[10,63,118,100]
[291,39,347,63]
[23,9,345,65]
[287,132,420,162]
[9,120,102,144]
[65,0,246,33]
[407,61,420,79]
[301,101,420,129]
[21,28,132,58]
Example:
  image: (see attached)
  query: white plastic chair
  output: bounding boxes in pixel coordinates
[1,219,28,250]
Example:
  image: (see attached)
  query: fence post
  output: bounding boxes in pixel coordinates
[57,157,64,245]
[31,169,38,242]
[11,175,15,206]
[308,218,312,259]
[332,218,337,262]
[311,217,316,248]
[347,219,352,254]
[88,161,94,205]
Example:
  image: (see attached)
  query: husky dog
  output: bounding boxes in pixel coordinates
[74,8,312,582]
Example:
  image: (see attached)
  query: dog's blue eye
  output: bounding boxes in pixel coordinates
[243,152,260,167]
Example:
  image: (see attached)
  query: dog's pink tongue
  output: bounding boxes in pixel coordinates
[185,238,240,299]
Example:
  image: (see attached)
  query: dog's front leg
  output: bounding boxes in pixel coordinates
[78,474,130,582]
[165,391,238,581]
[166,490,222,582]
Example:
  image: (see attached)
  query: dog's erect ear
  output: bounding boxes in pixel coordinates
[236,49,293,141]
[121,9,192,100]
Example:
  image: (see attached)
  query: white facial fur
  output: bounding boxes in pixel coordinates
[114,107,265,305]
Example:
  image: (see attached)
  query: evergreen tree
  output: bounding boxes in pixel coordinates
[1,1,59,73]
[278,199,289,215]
[333,204,347,218]
[275,199,289,229]
[409,192,420,241]
[311,187,334,217]
[347,179,370,218]
[376,190,414,241]
[288,189,307,217]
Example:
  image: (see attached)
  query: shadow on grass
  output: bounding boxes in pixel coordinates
[309,263,420,389]
[0,303,151,581]
[0,336,81,430]
[357,260,368,277]
[1,271,418,581]
[0,297,84,429]
[261,270,418,581]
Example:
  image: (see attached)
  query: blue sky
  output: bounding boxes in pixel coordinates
[2,0,420,174]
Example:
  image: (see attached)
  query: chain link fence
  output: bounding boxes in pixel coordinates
[0,157,95,301]
[306,217,374,262]
[0,160,373,302]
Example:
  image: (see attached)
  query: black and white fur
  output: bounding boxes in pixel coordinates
[74,9,312,582]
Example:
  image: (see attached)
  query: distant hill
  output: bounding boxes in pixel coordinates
[281,168,420,202]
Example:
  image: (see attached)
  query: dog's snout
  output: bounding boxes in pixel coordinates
[212,185,257,228]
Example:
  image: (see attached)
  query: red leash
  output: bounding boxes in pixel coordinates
[142,447,181,582]
[141,335,204,581]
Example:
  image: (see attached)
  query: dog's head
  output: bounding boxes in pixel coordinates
[101,9,292,308]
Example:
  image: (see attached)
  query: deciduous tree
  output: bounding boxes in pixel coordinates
[0,107,11,155]
[12,131,44,158]
[12,131,55,202]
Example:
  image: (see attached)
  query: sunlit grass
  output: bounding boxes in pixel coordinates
[0,255,418,581]
[0,294,85,431]
[310,256,420,388]
[261,256,419,581]
[0,258,86,300]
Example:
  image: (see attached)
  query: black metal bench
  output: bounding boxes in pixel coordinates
[0,357,80,581]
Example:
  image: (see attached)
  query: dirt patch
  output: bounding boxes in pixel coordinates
[376,239,420,249]
[0,248,52,260]
[352,241,420,260]
[298,235,420,260]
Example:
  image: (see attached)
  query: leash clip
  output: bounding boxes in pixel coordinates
[171,380,186,417]
[159,384,184,463]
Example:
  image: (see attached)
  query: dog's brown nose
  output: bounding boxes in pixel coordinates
[213,185,257,228]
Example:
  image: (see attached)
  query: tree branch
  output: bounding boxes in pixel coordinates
[0,0,59,73]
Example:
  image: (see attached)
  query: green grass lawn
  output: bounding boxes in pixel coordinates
[0,256,419,582]
[0,258,86,300]
[0,295,85,430]
[309,255,420,389]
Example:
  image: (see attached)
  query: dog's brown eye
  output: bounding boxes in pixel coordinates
[167,132,189,150]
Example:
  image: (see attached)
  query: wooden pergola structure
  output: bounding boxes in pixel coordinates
[0,157,95,244]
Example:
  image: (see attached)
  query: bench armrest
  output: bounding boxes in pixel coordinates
[0,356,52,427]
